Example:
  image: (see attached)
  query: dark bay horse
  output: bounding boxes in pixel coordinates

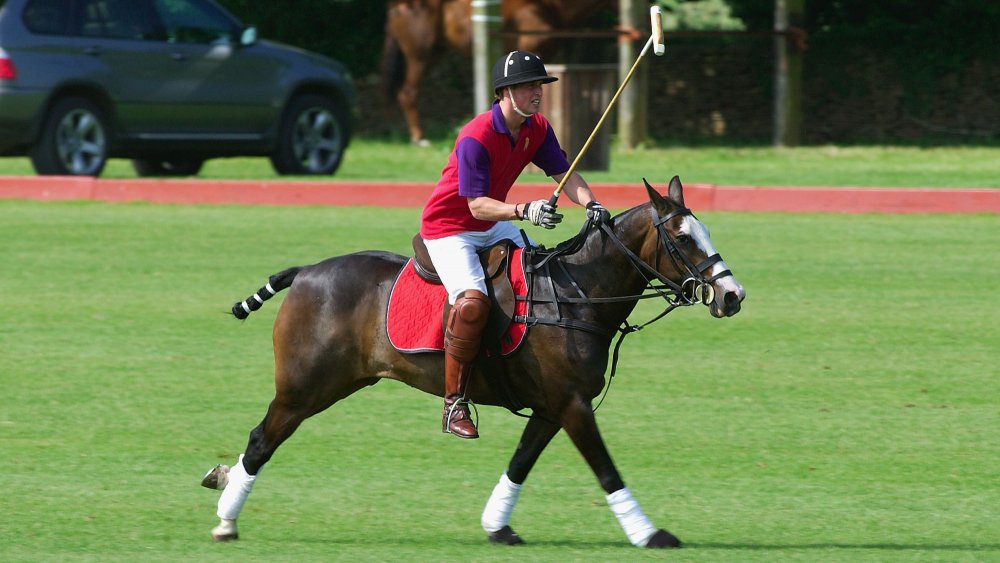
[383,0,614,145]
[201,177,745,548]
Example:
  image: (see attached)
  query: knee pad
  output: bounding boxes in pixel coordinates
[445,290,490,362]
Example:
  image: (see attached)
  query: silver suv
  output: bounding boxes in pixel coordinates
[0,0,358,176]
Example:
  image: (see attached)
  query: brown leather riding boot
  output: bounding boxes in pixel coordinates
[442,289,490,439]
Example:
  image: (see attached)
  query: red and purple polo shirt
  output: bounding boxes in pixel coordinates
[420,101,570,240]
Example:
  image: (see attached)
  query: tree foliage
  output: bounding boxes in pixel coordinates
[728,0,1000,118]
[730,0,999,61]
[217,0,388,77]
[655,0,746,30]
[213,0,998,80]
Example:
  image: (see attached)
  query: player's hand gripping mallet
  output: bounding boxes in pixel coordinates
[547,5,665,208]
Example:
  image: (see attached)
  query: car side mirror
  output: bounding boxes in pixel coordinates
[239,26,258,47]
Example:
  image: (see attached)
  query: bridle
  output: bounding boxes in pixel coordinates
[520,203,731,335]
[637,205,734,309]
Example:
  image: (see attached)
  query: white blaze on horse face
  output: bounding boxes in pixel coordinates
[682,215,742,296]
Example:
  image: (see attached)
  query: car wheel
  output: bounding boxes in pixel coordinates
[30,97,110,176]
[270,95,349,176]
[131,158,204,177]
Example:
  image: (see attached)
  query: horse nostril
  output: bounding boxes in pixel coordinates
[724,291,742,313]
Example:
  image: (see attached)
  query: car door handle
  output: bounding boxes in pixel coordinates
[84,46,102,56]
[170,52,186,61]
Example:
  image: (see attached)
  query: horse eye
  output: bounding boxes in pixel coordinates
[675,234,691,245]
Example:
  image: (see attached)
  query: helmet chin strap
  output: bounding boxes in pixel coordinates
[507,88,532,118]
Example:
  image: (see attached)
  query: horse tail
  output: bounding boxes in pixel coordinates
[231,267,302,320]
[381,26,405,101]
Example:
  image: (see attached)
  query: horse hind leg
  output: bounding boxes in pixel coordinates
[202,397,308,541]
[203,374,377,542]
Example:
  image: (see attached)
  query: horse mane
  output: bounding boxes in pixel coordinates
[526,200,651,273]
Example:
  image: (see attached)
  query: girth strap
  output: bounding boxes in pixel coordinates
[511,314,616,338]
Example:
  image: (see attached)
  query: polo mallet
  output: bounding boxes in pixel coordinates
[547,5,665,208]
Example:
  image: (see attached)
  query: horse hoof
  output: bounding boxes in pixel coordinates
[645,529,681,548]
[488,525,524,545]
[412,138,431,148]
[201,464,230,490]
[211,531,239,542]
[211,520,239,542]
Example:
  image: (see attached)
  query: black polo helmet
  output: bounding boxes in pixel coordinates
[492,50,558,92]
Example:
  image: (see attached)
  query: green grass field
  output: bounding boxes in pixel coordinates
[2,141,999,187]
[2,200,998,561]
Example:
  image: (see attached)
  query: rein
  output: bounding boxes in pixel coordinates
[519,207,710,333]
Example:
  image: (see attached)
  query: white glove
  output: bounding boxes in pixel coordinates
[523,200,563,229]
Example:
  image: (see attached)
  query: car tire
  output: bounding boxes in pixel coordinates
[131,158,204,177]
[30,97,110,177]
[270,94,349,176]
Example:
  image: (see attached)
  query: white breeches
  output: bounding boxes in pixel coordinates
[423,221,531,304]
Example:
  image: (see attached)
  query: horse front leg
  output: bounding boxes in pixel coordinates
[560,396,681,549]
[481,414,561,545]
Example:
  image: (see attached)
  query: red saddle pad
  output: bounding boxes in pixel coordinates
[386,248,527,356]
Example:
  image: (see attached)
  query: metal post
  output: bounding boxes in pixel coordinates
[617,0,648,150]
[773,0,804,146]
[472,0,502,113]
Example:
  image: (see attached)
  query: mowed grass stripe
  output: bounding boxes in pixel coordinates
[1,201,997,561]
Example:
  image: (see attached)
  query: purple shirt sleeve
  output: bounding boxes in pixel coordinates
[455,137,491,198]
[531,124,571,177]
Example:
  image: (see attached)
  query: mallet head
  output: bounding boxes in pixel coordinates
[650,6,665,56]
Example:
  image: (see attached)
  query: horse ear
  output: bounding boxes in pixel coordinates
[667,175,685,208]
[643,177,665,205]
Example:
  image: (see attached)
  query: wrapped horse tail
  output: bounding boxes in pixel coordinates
[231,267,302,320]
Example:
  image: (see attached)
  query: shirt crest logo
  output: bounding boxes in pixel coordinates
[523,137,530,151]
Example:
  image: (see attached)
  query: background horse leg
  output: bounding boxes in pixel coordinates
[396,56,429,146]
[559,397,681,548]
[385,1,436,145]
[481,415,561,544]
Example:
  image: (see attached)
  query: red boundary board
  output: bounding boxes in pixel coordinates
[1,176,998,213]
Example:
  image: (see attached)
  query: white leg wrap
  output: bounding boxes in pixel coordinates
[481,472,522,533]
[606,487,657,547]
[216,455,260,521]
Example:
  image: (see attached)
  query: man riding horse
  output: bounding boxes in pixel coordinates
[420,50,611,438]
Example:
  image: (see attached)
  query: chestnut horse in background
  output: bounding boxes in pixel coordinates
[382,0,614,144]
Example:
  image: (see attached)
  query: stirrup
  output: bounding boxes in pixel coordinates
[444,399,479,433]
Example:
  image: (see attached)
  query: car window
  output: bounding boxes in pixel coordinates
[77,0,166,41]
[152,0,238,45]
[23,0,71,35]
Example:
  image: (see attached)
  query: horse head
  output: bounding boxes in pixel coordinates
[635,176,746,318]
